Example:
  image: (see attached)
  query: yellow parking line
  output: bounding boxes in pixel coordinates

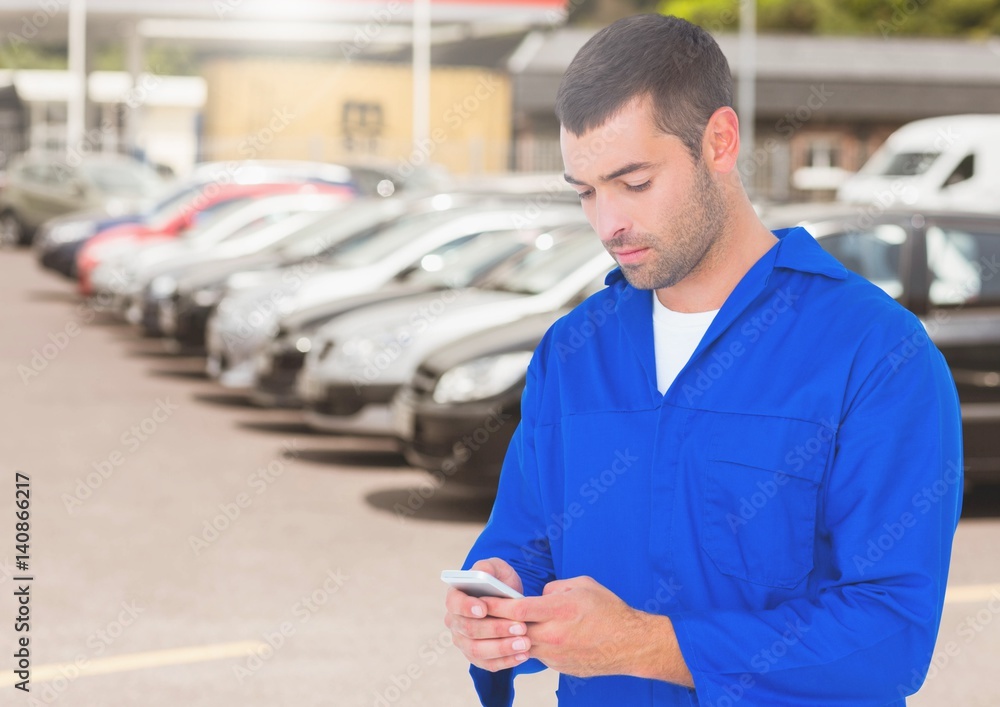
[0,640,267,686]
[945,583,1000,604]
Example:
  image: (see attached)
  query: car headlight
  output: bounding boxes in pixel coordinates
[149,275,177,299]
[47,221,96,244]
[104,198,130,217]
[432,351,533,404]
[337,327,413,370]
[192,285,224,308]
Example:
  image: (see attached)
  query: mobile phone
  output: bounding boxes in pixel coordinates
[441,570,524,599]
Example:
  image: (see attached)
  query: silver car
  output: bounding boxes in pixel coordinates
[205,199,585,389]
[297,224,613,436]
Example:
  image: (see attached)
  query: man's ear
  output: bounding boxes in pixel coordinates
[702,107,740,175]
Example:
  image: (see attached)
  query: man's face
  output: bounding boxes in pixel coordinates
[560,97,729,291]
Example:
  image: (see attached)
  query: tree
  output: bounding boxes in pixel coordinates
[656,0,1000,37]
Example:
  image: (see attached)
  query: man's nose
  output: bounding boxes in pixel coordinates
[594,193,630,244]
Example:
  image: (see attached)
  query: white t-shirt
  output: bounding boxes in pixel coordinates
[652,291,720,395]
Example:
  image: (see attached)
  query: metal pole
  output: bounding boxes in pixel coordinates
[125,21,143,157]
[67,0,87,158]
[737,0,756,195]
[412,0,431,151]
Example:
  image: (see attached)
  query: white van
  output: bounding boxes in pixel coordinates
[837,114,1000,212]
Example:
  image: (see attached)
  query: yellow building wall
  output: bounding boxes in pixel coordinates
[201,58,511,175]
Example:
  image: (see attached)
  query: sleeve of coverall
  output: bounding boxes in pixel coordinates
[462,349,556,707]
[668,332,964,706]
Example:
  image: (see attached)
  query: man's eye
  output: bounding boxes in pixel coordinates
[577,189,594,201]
[626,181,651,193]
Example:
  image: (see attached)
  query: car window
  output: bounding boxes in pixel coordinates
[481,228,605,296]
[219,209,314,244]
[19,164,49,183]
[400,229,537,288]
[329,208,470,268]
[926,226,1000,307]
[816,225,907,300]
[78,161,163,197]
[150,194,249,233]
[942,154,974,188]
[277,201,400,261]
[48,161,75,186]
[878,152,939,177]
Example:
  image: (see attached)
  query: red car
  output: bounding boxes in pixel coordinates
[75,180,352,295]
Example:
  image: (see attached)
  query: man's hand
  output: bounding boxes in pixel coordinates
[484,576,694,686]
[444,558,532,672]
[480,575,640,677]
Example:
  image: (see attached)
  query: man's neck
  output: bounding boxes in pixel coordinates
[655,203,777,314]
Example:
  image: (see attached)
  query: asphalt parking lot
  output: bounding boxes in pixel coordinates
[0,246,998,706]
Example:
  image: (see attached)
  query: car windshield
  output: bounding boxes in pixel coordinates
[179,198,261,239]
[144,190,251,232]
[277,201,403,261]
[144,183,202,223]
[867,151,940,177]
[79,161,163,197]
[481,227,604,295]
[328,208,471,268]
[400,229,539,288]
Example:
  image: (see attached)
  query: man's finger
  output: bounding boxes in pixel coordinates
[445,587,488,618]
[474,652,531,673]
[453,633,532,666]
[482,595,557,623]
[449,615,528,640]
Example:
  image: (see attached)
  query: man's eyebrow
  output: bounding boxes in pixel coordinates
[563,161,655,186]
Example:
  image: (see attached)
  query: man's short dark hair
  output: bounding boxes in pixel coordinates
[555,14,733,160]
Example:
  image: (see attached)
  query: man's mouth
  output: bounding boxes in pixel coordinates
[611,247,649,264]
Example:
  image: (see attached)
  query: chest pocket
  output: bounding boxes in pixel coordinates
[700,411,833,589]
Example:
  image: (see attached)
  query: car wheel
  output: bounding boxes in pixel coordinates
[0,211,25,247]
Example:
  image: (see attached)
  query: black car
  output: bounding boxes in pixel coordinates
[392,310,564,493]
[397,207,1000,493]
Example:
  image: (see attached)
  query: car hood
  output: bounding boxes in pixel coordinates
[315,288,528,343]
[419,308,567,375]
[133,241,251,288]
[176,252,283,294]
[305,288,574,386]
[279,283,437,334]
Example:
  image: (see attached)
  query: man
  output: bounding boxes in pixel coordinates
[444,14,962,706]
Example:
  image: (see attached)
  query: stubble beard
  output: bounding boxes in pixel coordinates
[608,159,730,291]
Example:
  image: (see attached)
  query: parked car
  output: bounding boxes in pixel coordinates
[159,198,417,351]
[0,153,167,246]
[35,209,148,277]
[297,223,613,436]
[837,114,1000,213]
[75,180,353,296]
[250,225,558,408]
[397,206,1000,493]
[34,160,386,279]
[95,192,351,332]
[164,184,576,355]
[206,198,585,389]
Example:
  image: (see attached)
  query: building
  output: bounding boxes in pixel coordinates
[199,58,510,176]
[0,0,562,176]
[507,30,1000,201]
[0,69,205,174]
